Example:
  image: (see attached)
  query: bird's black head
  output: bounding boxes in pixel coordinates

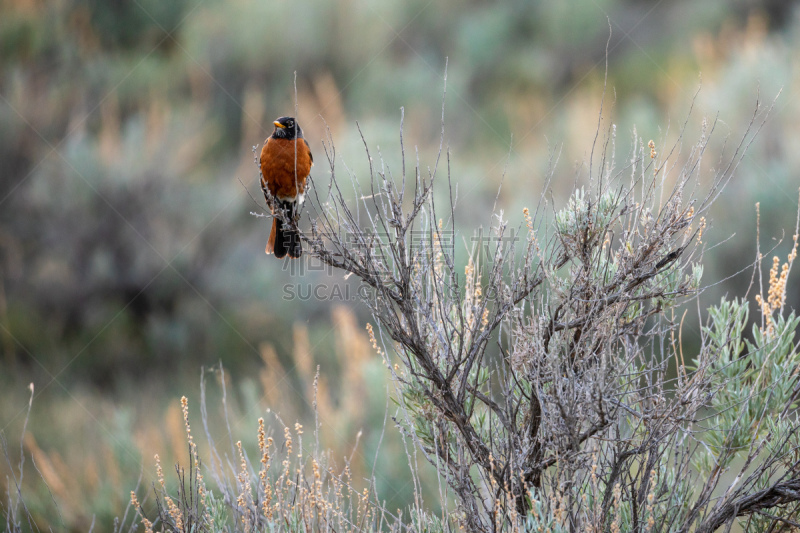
[271,116,303,140]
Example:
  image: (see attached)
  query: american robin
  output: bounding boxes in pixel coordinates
[260,116,313,259]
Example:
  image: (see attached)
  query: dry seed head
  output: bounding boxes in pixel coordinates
[366,323,383,356]
[180,396,201,472]
[258,417,266,452]
[465,257,474,278]
[648,139,656,158]
[647,469,657,505]
[755,244,796,334]
[262,482,274,520]
[767,255,788,315]
[181,396,193,444]
[755,293,774,333]
[155,454,165,489]
[698,216,706,244]
[197,472,206,497]
[155,454,183,529]
[167,498,183,531]
[610,482,623,533]
[284,426,293,457]
[523,207,533,232]
[236,440,252,520]
[130,491,154,533]
[236,438,246,472]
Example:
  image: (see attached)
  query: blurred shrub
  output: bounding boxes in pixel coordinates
[85,0,189,51]
[2,0,799,388]
[1,306,430,530]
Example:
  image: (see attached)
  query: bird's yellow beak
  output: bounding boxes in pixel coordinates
[273,121,286,128]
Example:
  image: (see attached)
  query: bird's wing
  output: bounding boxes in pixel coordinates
[260,138,272,206]
[304,138,313,166]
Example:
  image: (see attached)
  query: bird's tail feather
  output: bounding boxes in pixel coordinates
[266,201,302,259]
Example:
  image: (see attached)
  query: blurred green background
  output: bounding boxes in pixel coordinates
[2,0,800,529]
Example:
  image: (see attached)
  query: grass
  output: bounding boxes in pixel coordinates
[1,306,439,531]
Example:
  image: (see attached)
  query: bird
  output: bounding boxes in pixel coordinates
[260,116,313,259]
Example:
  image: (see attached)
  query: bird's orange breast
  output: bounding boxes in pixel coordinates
[260,138,312,200]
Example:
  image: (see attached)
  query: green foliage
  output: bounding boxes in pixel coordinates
[697,298,800,473]
[203,490,232,532]
[520,494,569,533]
[555,188,618,244]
